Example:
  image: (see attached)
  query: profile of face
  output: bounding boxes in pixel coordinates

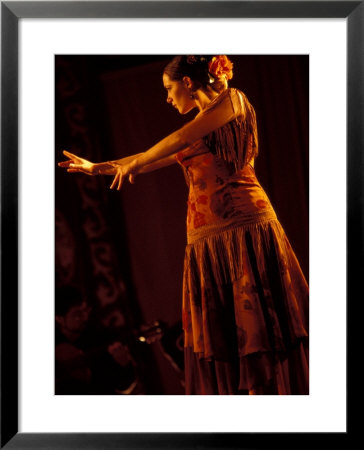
[56,301,91,334]
[162,73,196,115]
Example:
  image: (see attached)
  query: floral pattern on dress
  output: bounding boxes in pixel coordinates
[176,145,276,232]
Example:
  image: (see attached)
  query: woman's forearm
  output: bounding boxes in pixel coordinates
[111,153,144,166]
[98,127,188,176]
[94,152,177,175]
[93,153,144,175]
[134,131,186,172]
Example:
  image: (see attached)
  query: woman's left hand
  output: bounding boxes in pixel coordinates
[109,159,139,190]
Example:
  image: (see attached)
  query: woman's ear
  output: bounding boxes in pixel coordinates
[182,76,193,90]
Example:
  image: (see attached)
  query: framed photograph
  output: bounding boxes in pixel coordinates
[1,1,358,448]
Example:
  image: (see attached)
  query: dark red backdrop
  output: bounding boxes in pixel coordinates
[55,55,308,394]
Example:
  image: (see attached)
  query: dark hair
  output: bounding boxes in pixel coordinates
[55,286,84,317]
[164,55,227,93]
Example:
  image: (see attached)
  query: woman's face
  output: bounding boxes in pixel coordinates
[162,73,196,115]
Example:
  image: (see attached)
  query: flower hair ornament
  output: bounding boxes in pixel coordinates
[208,55,234,81]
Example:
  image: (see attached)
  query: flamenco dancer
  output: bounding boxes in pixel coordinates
[59,55,309,395]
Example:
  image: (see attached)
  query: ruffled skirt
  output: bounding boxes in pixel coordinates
[182,217,309,395]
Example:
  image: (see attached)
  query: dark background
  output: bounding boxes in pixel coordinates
[55,55,308,394]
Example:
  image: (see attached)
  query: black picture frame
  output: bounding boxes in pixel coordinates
[1,1,359,448]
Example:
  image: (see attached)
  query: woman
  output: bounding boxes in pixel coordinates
[59,55,309,395]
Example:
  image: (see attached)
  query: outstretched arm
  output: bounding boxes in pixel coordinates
[135,88,243,168]
[58,151,178,176]
[60,89,245,189]
[111,88,244,189]
[110,153,177,175]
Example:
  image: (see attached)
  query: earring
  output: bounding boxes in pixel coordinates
[189,89,195,100]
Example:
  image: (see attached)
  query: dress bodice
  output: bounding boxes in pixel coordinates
[175,141,275,234]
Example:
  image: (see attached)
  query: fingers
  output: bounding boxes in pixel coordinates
[110,169,128,190]
[110,174,117,189]
[63,150,80,160]
[68,163,83,170]
[66,163,83,173]
[64,163,91,175]
[58,160,72,168]
[110,172,120,190]
[67,167,87,174]
[58,150,82,168]
[118,172,124,190]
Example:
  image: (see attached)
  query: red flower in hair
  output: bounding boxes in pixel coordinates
[208,55,233,80]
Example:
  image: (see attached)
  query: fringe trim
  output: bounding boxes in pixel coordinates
[187,210,277,244]
[185,217,278,291]
[203,91,259,172]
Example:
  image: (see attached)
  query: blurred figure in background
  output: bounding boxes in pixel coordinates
[55,286,138,394]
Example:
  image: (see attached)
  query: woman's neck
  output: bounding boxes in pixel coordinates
[194,88,221,111]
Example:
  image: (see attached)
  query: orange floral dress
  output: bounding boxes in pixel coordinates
[174,88,309,395]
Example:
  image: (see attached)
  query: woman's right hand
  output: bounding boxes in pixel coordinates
[58,150,97,175]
